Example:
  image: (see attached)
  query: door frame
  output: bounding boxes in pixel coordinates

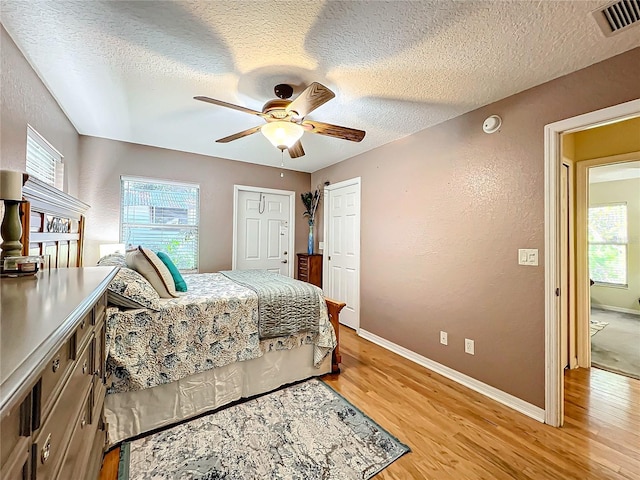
[232,184,295,277]
[544,98,640,427]
[575,151,640,368]
[323,177,361,331]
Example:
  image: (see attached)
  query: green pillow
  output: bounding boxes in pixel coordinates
[156,252,187,292]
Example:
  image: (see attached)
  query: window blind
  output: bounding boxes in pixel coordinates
[26,126,63,189]
[120,176,200,272]
[588,203,628,286]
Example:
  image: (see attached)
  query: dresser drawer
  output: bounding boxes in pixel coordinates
[297,254,322,288]
[33,343,93,479]
[56,386,93,480]
[76,310,93,353]
[92,321,107,412]
[93,292,108,326]
[0,394,30,467]
[39,336,75,422]
[0,440,29,480]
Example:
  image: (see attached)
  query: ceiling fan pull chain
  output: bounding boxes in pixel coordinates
[280,150,285,178]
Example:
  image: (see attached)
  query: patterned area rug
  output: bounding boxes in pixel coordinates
[118,379,410,479]
[590,320,609,336]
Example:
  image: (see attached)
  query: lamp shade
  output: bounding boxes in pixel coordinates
[261,121,304,149]
[0,170,24,201]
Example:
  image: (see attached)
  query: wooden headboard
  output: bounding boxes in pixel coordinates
[20,177,88,269]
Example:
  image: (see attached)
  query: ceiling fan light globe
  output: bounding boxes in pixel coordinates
[261,121,304,149]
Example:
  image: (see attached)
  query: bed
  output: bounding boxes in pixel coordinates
[19,182,345,447]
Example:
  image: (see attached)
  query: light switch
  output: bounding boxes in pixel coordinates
[519,250,528,264]
[518,249,538,266]
[318,241,324,250]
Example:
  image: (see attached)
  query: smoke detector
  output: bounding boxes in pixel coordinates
[482,115,502,134]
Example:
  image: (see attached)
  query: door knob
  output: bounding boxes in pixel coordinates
[283,251,288,255]
[281,260,288,264]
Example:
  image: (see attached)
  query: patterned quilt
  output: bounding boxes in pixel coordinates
[105,273,336,394]
[220,269,321,339]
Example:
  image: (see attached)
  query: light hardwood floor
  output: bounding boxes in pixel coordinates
[100,327,640,479]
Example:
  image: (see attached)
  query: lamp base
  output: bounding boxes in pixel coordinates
[1,200,23,259]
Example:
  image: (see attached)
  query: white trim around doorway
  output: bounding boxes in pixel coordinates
[232,185,296,277]
[544,98,640,427]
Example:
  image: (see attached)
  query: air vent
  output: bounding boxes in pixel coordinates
[593,0,640,37]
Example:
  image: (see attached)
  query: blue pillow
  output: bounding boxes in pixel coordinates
[156,252,187,292]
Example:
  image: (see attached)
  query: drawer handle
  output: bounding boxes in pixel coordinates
[81,419,86,429]
[41,434,51,464]
[81,319,86,329]
[82,361,88,375]
[94,369,101,377]
[52,358,60,373]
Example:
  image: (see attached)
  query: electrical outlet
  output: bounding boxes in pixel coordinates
[465,338,475,355]
[440,331,448,345]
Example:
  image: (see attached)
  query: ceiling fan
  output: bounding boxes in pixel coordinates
[194,82,366,158]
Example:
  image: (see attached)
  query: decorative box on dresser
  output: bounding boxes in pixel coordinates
[0,267,118,480]
[296,253,322,288]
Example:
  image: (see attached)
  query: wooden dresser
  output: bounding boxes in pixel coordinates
[296,253,323,288]
[1,267,118,480]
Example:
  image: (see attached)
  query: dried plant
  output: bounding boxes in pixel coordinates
[301,188,321,226]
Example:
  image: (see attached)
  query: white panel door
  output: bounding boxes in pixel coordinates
[235,189,291,275]
[324,179,360,330]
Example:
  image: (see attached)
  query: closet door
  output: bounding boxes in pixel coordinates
[234,187,294,276]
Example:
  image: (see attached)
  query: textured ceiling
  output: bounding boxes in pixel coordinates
[1,1,639,173]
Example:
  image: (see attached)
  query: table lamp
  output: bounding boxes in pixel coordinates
[1,170,28,260]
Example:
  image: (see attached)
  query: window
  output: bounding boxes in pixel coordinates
[26,125,64,189]
[588,203,628,286]
[120,176,199,272]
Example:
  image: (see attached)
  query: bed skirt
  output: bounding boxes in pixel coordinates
[104,344,332,446]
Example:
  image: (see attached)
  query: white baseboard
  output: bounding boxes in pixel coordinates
[358,329,546,423]
[592,304,640,316]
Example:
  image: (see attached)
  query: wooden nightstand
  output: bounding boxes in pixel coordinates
[297,253,323,288]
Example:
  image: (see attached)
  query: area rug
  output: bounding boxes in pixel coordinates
[118,379,410,479]
[590,320,609,336]
[591,309,640,380]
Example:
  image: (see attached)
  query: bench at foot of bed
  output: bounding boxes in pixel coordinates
[325,298,346,373]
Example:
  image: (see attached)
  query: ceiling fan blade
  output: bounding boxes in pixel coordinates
[303,120,366,142]
[216,125,262,143]
[288,140,305,158]
[285,82,335,118]
[194,96,267,117]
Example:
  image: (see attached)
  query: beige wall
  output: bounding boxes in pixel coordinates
[589,178,640,313]
[312,47,640,408]
[78,136,311,272]
[0,25,81,195]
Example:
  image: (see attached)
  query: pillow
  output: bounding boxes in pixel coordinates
[126,246,178,298]
[107,267,161,311]
[156,251,187,292]
[97,253,127,267]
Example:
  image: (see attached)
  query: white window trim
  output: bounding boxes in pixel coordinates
[26,125,64,189]
[588,202,628,287]
[120,175,200,272]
